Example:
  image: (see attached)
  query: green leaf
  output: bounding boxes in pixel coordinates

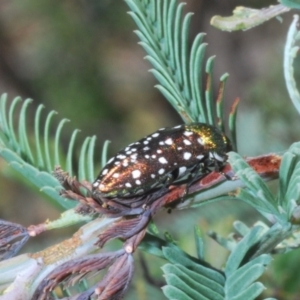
[280,0,300,9]
[223,227,273,300]
[162,249,225,300]
[0,148,75,209]
[284,15,300,115]
[225,255,271,298]
[278,142,300,218]
[228,282,265,300]
[225,226,264,275]
[125,0,230,129]
[211,5,290,32]
[163,264,224,299]
[207,230,237,252]
[163,247,225,285]
[162,285,194,300]
[194,226,204,260]
[156,223,275,300]
[232,221,251,237]
[164,272,207,300]
[139,232,176,259]
[228,152,284,221]
[279,151,298,201]
[0,95,105,209]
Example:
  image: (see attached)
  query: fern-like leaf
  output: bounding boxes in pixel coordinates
[162,225,274,300]
[210,5,290,32]
[0,94,103,209]
[162,245,225,300]
[284,15,300,115]
[125,0,231,131]
[278,141,300,218]
[224,226,273,300]
[228,151,286,222]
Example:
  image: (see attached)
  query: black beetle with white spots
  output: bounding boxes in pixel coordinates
[92,123,232,213]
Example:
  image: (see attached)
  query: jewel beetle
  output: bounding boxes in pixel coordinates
[92,123,231,206]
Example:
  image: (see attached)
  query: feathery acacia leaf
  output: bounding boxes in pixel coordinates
[161,226,274,300]
[125,0,232,134]
[284,14,300,115]
[0,94,104,208]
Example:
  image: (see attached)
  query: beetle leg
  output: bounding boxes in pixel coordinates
[177,163,204,201]
[212,156,232,180]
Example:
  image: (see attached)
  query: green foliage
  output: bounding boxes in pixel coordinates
[1,0,300,299]
[229,152,283,221]
[210,5,290,32]
[284,14,300,115]
[154,226,273,300]
[125,0,233,135]
[280,0,300,9]
[229,142,300,227]
[278,142,300,217]
[0,93,102,209]
[210,1,300,32]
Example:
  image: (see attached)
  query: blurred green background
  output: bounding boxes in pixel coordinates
[0,0,300,299]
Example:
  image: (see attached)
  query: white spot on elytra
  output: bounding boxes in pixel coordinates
[125,147,130,151]
[136,179,141,185]
[114,161,120,165]
[126,151,132,155]
[132,170,141,178]
[174,162,178,166]
[158,157,168,164]
[131,155,137,159]
[174,125,182,129]
[123,160,129,167]
[107,157,114,164]
[102,169,108,175]
[158,168,165,174]
[113,173,119,178]
[93,181,99,188]
[184,131,193,136]
[152,154,156,159]
[143,146,150,151]
[147,137,152,141]
[197,137,203,144]
[178,166,187,176]
[177,147,182,150]
[159,141,164,146]
[151,174,156,178]
[117,154,126,159]
[125,182,132,188]
[165,138,173,145]
[197,154,204,160]
[183,139,192,145]
[157,149,162,154]
[214,152,225,162]
[99,184,105,190]
[159,127,165,131]
[152,132,160,137]
[145,155,150,159]
[131,148,137,152]
[143,140,149,145]
[183,152,192,160]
